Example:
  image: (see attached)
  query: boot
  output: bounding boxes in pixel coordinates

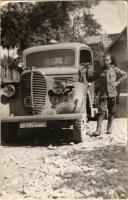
[106,116,114,134]
[90,126,101,137]
[90,113,105,137]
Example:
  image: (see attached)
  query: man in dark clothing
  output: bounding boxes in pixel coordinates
[86,54,128,136]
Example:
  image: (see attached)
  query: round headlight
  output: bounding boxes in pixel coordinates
[3,85,15,97]
[52,82,65,94]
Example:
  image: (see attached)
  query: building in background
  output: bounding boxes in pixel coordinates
[84,33,120,63]
[107,27,127,93]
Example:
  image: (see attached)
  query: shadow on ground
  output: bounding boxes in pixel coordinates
[56,145,128,199]
[2,128,74,147]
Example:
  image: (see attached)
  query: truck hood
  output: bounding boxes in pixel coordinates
[38,67,78,75]
[29,67,78,75]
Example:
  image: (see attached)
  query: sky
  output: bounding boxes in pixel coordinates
[91,0,127,34]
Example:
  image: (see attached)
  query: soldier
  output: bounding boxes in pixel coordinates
[9,48,23,72]
[86,54,128,136]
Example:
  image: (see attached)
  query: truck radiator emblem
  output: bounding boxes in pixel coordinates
[24,96,32,107]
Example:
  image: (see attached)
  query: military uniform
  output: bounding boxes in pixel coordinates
[86,64,128,135]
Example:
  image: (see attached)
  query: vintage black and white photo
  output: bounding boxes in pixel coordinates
[0,0,128,199]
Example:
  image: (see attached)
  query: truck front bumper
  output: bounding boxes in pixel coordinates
[1,113,83,123]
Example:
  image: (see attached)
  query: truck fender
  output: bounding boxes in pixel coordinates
[54,82,88,114]
[72,82,88,113]
[0,89,11,118]
[0,102,10,119]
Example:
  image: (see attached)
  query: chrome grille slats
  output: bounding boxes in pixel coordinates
[21,71,47,115]
[21,73,31,110]
[32,71,46,115]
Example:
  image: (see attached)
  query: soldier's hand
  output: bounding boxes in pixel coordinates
[113,81,120,87]
[88,82,92,87]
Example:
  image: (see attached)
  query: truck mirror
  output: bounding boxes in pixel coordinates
[80,62,90,71]
[81,62,90,67]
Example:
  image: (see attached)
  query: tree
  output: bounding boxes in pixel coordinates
[28,2,71,45]
[1,3,34,51]
[69,10,101,43]
[1,1,101,50]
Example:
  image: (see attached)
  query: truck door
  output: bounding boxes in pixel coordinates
[79,49,95,118]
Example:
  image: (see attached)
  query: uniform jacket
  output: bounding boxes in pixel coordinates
[86,65,128,98]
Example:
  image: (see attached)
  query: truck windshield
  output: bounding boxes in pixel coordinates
[26,49,75,68]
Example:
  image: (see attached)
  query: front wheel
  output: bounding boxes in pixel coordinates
[73,113,86,143]
[1,123,18,143]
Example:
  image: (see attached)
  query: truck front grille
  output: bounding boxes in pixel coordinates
[21,71,47,115]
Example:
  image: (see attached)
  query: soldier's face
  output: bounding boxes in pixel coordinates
[105,56,111,66]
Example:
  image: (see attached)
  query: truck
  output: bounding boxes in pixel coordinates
[1,43,97,143]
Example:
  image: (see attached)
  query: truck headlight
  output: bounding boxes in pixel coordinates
[3,85,15,97]
[52,82,65,94]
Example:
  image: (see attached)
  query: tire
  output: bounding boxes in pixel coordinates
[1,123,18,143]
[73,113,86,143]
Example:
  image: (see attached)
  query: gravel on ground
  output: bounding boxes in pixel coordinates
[0,118,128,200]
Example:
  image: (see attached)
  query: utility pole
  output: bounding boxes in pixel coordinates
[73,18,76,43]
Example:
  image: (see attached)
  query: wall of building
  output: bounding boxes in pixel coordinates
[108,30,127,93]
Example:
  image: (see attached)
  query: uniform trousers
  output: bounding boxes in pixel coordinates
[97,96,117,128]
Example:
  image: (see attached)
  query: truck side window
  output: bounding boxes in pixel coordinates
[80,50,92,65]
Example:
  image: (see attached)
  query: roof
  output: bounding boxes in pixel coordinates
[107,26,127,50]
[84,35,101,45]
[84,33,120,48]
[23,43,91,56]
[108,33,120,42]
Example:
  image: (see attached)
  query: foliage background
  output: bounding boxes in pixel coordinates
[1,1,101,52]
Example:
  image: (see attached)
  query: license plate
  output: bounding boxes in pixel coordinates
[20,121,47,128]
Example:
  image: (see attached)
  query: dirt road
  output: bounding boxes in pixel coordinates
[0,118,128,200]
